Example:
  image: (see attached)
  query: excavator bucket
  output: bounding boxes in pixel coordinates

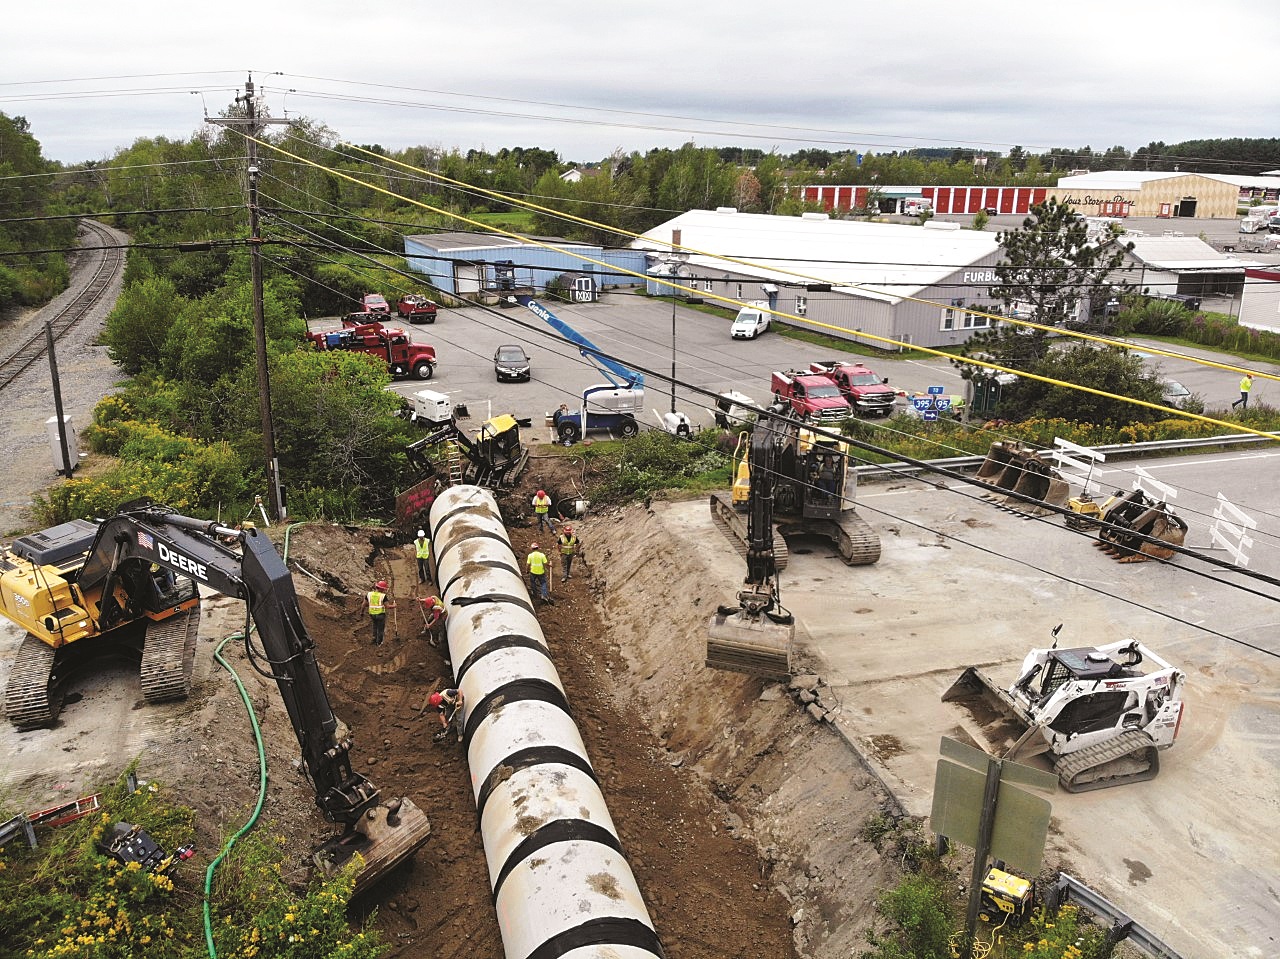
[1095,490,1189,563]
[315,799,431,898]
[1003,458,1071,516]
[975,441,1022,483]
[706,609,793,680]
[976,442,1071,516]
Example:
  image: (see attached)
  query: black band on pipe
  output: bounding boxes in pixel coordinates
[476,745,597,822]
[453,634,550,686]
[445,592,536,616]
[430,499,494,534]
[440,558,523,596]
[492,818,622,901]
[525,916,666,959]
[436,528,511,568]
[463,677,571,744]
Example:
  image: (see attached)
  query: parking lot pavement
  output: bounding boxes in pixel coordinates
[768,452,1280,959]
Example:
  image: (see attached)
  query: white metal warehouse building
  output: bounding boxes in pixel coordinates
[632,209,1003,350]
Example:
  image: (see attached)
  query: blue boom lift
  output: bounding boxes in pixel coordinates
[514,295,645,443]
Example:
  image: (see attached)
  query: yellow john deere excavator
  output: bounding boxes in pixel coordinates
[710,410,880,568]
[1,500,430,892]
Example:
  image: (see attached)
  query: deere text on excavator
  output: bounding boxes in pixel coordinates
[943,625,1185,792]
[1,501,430,892]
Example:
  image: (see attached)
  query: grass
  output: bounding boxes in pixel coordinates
[469,211,537,232]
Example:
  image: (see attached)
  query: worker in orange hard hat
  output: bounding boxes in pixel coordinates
[557,524,580,581]
[368,579,395,646]
[429,688,463,743]
[532,489,554,533]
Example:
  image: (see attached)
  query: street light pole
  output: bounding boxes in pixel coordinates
[671,286,677,414]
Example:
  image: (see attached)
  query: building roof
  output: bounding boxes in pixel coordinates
[405,232,592,253]
[632,209,999,302]
[1058,170,1280,192]
[1125,235,1264,272]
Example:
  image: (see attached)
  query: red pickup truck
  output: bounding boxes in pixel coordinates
[397,294,438,324]
[809,361,896,418]
[307,321,436,380]
[770,369,851,424]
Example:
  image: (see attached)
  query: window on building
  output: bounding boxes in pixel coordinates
[795,295,807,316]
[736,283,743,300]
[941,306,956,331]
[703,278,713,293]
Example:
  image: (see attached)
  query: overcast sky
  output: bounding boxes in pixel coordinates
[6,0,1277,169]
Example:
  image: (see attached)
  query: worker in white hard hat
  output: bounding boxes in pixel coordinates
[412,529,433,585]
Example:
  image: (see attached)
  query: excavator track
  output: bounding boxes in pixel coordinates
[4,633,62,730]
[834,510,881,566]
[140,607,200,704]
[1052,729,1160,793]
[709,493,790,570]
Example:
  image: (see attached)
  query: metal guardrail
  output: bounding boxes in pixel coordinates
[853,430,1280,480]
[1052,872,1183,959]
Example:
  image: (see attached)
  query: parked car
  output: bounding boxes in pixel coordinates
[494,344,531,382]
[397,294,438,323]
[361,293,390,313]
[730,301,770,339]
[1161,379,1191,405]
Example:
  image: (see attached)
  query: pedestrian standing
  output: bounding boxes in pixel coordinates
[429,688,464,743]
[1232,373,1254,410]
[413,529,433,585]
[368,580,395,646]
[557,525,580,581]
[532,489,555,533]
[526,542,552,603]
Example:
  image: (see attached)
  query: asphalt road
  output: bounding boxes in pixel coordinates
[343,292,1276,438]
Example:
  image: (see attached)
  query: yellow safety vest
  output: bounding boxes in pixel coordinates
[415,538,431,560]
[527,551,548,575]
[368,591,386,615]
[1241,376,1253,393]
[559,535,578,555]
[533,494,551,514]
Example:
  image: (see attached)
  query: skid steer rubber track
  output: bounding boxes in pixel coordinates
[709,493,790,570]
[140,608,200,704]
[1053,729,1160,793]
[4,633,62,730]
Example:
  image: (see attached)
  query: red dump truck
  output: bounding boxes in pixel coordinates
[809,361,896,418]
[770,369,851,424]
[307,320,436,380]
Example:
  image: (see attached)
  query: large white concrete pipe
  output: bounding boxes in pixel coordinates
[429,486,665,959]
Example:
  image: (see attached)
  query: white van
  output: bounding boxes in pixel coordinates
[730,301,771,339]
[1241,206,1278,233]
[904,198,933,216]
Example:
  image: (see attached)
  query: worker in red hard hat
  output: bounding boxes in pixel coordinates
[368,580,395,646]
[557,524,580,581]
[532,489,554,533]
[420,594,446,646]
[430,688,463,743]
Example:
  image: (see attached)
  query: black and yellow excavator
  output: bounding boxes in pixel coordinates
[0,500,430,893]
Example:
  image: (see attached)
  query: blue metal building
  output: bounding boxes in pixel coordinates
[403,232,647,299]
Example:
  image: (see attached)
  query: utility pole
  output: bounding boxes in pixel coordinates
[207,74,290,519]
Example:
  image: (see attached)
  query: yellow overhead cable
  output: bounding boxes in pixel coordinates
[248,134,1278,444]
[335,140,1274,386]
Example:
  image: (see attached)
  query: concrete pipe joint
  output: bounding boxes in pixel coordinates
[428,486,664,959]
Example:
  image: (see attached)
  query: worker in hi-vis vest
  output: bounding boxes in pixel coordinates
[413,529,432,585]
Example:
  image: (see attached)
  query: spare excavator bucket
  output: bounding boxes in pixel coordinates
[975,441,1022,483]
[1004,458,1071,516]
[1095,490,1189,563]
[706,609,793,680]
[976,442,1071,515]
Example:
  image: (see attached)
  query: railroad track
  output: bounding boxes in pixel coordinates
[0,220,124,393]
